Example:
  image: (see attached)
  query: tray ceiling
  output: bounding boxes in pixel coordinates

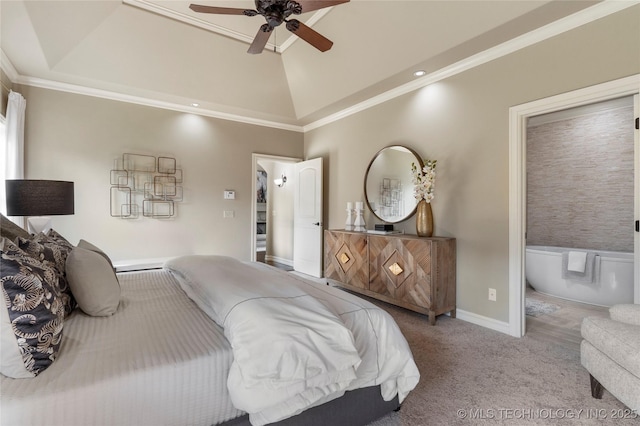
[1,1,604,128]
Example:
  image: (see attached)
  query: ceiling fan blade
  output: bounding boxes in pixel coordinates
[189,4,252,15]
[296,0,349,13]
[286,19,333,52]
[247,25,272,54]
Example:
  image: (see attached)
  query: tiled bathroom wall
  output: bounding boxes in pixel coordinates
[526,100,635,253]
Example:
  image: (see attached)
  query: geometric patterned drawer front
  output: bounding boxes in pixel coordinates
[336,243,355,274]
[382,249,413,289]
[324,230,368,290]
[369,235,431,308]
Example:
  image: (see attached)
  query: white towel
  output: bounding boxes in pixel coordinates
[567,251,587,273]
[561,251,598,283]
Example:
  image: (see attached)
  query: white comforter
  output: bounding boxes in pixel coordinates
[164,255,420,426]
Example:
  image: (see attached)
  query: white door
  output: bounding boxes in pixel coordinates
[293,158,323,277]
[634,94,639,304]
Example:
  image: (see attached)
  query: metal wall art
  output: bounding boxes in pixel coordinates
[110,153,183,219]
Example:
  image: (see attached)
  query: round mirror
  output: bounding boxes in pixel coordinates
[364,145,423,223]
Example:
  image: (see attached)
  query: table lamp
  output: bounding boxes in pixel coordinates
[5,180,75,234]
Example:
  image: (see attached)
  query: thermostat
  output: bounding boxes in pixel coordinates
[224,190,235,200]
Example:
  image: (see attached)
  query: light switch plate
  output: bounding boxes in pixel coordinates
[224,190,235,200]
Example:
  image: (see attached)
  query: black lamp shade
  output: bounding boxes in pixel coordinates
[6,180,74,216]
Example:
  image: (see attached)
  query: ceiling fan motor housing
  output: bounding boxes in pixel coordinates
[257,0,303,28]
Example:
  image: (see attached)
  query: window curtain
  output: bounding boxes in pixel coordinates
[1,90,26,227]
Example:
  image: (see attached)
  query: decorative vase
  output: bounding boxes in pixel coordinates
[416,199,433,237]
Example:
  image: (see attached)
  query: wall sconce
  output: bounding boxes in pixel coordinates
[5,180,75,234]
[274,174,287,188]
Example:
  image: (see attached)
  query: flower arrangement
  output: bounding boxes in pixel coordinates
[411,159,437,203]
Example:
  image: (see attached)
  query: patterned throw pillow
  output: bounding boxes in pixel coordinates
[0,238,65,378]
[17,233,76,317]
[46,229,75,252]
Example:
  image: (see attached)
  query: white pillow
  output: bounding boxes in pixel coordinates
[66,247,120,317]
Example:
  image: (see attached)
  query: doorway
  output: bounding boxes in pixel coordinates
[251,154,300,266]
[524,96,635,344]
[508,74,640,338]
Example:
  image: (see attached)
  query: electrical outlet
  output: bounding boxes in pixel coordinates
[488,288,497,302]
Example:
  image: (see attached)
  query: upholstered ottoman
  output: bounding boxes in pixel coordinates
[580,304,640,411]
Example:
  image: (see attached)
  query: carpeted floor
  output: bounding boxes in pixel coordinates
[364,300,634,425]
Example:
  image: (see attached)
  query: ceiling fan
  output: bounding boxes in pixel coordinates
[189,0,349,54]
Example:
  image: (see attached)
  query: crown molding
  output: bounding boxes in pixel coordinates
[303,0,639,131]
[16,74,304,132]
[2,0,636,134]
[1,50,19,82]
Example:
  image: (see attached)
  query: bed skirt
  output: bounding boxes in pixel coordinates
[221,385,400,426]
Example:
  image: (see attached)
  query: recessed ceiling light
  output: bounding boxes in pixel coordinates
[191,103,199,107]
[413,70,426,77]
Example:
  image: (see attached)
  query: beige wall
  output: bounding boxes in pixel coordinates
[10,7,640,323]
[305,7,640,322]
[527,104,634,253]
[18,85,304,262]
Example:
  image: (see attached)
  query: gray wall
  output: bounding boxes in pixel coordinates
[527,103,635,253]
[18,85,304,262]
[305,7,640,323]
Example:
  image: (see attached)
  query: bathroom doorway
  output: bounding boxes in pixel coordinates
[508,75,640,338]
[524,97,635,344]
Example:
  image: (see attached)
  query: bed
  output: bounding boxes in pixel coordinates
[0,226,420,426]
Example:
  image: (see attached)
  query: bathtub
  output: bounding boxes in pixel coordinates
[525,245,634,307]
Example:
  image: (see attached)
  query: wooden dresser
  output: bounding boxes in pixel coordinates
[324,230,456,325]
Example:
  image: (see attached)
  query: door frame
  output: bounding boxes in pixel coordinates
[251,153,301,262]
[508,74,640,338]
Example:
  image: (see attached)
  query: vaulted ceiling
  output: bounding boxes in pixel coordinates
[2,1,600,128]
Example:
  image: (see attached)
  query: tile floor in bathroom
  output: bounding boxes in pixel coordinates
[525,287,609,352]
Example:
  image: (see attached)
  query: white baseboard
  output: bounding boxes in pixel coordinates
[113,257,171,272]
[455,309,514,336]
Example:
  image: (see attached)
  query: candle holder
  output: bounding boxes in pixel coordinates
[354,202,366,232]
[345,202,354,231]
